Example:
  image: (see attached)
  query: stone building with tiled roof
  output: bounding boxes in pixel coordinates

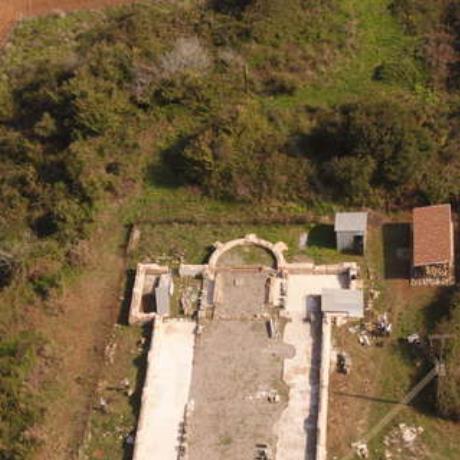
[411,204,455,286]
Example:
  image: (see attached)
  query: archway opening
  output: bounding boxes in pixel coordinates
[216,244,277,268]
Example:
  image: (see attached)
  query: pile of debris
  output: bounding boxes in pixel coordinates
[383,423,425,459]
[351,441,369,458]
[255,443,273,460]
[367,287,380,310]
[247,387,281,404]
[375,312,392,337]
[336,351,351,374]
[348,323,372,347]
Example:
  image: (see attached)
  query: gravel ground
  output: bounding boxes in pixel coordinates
[188,272,291,460]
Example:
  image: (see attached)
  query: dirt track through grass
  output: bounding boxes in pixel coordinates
[29,208,129,460]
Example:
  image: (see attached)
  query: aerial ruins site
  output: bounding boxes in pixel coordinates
[128,229,365,460]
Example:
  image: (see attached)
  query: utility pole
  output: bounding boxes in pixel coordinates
[244,64,249,94]
[428,333,454,401]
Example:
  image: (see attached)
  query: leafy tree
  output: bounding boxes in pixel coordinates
[310,99,434,201]
[174,103,314,201]
[65,70,134,137]
[324,155,377,205]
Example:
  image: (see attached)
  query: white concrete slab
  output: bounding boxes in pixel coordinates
[276,274,343,460]
[133,319,195,460]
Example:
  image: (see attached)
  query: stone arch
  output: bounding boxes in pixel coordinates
[208,234,288,273]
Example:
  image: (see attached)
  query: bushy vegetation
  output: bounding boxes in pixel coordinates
[171,102,315,201]
[390,0,460,90]
[1,0,460,456]
[0,333,43,459]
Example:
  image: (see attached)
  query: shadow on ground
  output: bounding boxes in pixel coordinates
[145,136,190,189]
[382,223,410,279]
[122,322,152,460]
[307,224,335,249]
[118,269,136,325]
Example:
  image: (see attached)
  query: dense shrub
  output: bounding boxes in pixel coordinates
[390,0,460,90]
[323,155,377,205]
[0,334,44,459]
[208,0,253,15]
[173,103,314,202]
[0,252,15,290]
[308,99,436,203]
[373,57,424,89]
[389,0,446,35]
[262,73,299,95]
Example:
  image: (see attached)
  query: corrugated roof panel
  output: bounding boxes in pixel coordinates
[321,288,364,318]
[334,212,368,232]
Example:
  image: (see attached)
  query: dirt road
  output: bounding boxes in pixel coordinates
[27,207,129,460]
[0,0,132,44]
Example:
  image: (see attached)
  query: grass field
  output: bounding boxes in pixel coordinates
[265,0,425,110]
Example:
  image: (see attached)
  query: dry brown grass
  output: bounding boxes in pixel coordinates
[26,208,129,460]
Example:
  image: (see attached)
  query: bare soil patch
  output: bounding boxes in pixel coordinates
[26,209,128,460]
[0,0,132,44]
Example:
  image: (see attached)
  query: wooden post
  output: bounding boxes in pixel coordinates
[244,64,249,93]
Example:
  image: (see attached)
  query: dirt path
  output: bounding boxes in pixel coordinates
[0,0,133,44]
[27,207,129,460]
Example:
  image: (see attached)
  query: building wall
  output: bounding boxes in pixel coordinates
[336,231,364,252]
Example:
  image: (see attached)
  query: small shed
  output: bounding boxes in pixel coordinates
[334,212,368,253]
[411,204,454,286]
[321,288,364,318]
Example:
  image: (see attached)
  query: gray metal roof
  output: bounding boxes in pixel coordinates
[155,286,170,316]
[158,273,172,288]
[321,288,364,318]
[334,212,368,233]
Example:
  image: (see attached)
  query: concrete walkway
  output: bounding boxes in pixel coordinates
[276,274,343,460]
[133,319,195,460]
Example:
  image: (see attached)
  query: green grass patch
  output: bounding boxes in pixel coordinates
[264,0,423,109]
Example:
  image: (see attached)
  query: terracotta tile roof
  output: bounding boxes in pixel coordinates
[413,204,453,266]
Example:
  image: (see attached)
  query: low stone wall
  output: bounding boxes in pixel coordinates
[285,261,358,275]
[129,263,169,325]
[179,264,207,278]
[316,315,333,460]
[207,233,288,279]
